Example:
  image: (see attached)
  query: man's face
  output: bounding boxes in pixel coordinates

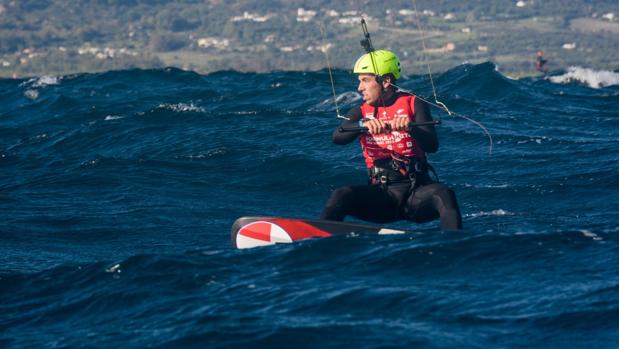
[357,73,392,105]
[357,73,381,105]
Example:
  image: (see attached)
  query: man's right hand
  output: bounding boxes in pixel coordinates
[363,119,391,134]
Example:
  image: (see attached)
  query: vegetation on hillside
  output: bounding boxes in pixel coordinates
[0,0,617,77]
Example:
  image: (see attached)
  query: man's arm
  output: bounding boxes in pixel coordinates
[410,98,439,153]
[332,107,363,145]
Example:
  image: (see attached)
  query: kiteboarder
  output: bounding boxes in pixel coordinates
[536,50,549,73]
[320,50,462,230]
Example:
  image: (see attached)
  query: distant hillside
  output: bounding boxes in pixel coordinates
[0,0,618,78]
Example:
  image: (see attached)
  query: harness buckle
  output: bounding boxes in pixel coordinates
[379,175,388,185]
[414,161,422,173]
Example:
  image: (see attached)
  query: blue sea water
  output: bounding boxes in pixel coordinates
[1,63,618,348]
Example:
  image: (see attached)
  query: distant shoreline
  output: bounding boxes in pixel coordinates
[1,1,617,79]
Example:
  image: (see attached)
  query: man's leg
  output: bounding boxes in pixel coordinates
[320,184,402,224]
[406,183,462,230]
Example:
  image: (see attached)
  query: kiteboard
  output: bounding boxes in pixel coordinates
[231,216,416,249]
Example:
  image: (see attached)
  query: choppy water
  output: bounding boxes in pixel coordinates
[1,63,618,348]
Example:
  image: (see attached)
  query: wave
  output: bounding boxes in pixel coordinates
[465,209,513,218]
[549,66,619,89]
[156,102,206,113]
[311,91,361,113]
[2,62,619,348]
[19,75,62,88]
[104,115,126,121]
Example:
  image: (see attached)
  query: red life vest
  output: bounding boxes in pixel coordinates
[359,93,426,168]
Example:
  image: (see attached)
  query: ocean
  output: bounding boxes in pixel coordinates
[1,63,619,348]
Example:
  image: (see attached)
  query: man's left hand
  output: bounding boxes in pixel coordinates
[391,116,410,131]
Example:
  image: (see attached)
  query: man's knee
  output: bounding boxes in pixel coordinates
[329,186,355,202]
[434,185,458,209]
[321,186,356,221]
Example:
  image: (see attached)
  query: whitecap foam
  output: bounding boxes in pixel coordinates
[20,75,61,88]
[334,91,361,104]
[158,102,205,113]
[80,158,100,167]
[463,183,509,189]
[177,148,228,159]
[105,263,121,273]
[580,230,603,241]
[313,91,361,112]
[104,115,125,121]
[33,133,48,140]
[24,89,39,100]
[549,66,619,89]
[466,209,512,218]
[486,184,509,188]
[517,138,541,144]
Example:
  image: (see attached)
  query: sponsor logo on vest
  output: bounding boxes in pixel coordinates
[395,108,407,118]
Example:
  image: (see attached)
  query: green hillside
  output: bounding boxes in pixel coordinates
[1,0,617,77]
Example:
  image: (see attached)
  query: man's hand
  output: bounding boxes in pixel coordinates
[363,119,390,134]
[362,117,411,134]
[390,116,410,131]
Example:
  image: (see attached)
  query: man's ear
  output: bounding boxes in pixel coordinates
[382,76,393,89]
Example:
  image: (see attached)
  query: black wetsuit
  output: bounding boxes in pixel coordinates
[536,56,548,73]
[320,94,462,230]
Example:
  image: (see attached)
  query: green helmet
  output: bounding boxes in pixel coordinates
[353,50,401,80]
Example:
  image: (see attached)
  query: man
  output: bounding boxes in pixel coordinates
[320,50,462,230]
[536,50,549,73]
